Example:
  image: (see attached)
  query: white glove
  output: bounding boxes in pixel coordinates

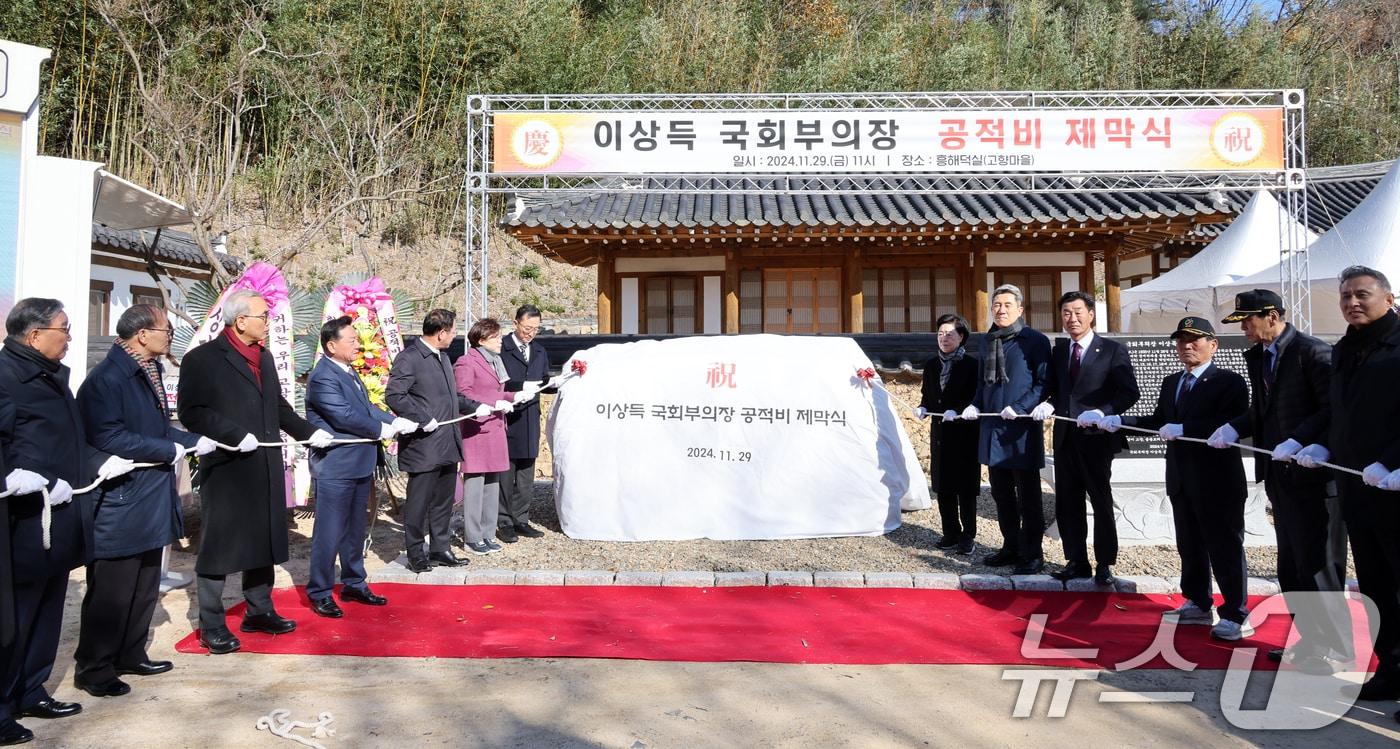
[171,443,190,465]
[1207,423,1239,450]
[1363,462,1390,488]
[472,404,492,418]
[914,407,929,420]
[1294,444,1330,468]
[522,380,544,395]
[237,433,259,452]
[378,422,396,440]
[47,479,74,506]
[494,399,515,414]
[942,410,958,422]
[1159,424,1184,441]
[1379,468,1400,491]
[194,435,220,456]
[5,469,47,495]
[1099,415,1123,433]
[391,417,418,435]
[421,418,440,433]
[513,389,537,404]
[999,405,1018,421]
[546,375,566,389]
[1030,402,1054,422]
[1076,409,1105,428]
[1271,438,1303,462]
[307,429,335,448]
[98,455,137,481]
[959,405,980,421]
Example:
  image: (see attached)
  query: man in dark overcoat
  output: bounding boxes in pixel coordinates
[960,284,1052,575]
[177,290,328,654]
[0,298,134,743]
[1210,289,1349,671]
[1036,291,1139,587]
[495,304,556,543]
[75,304,218,695]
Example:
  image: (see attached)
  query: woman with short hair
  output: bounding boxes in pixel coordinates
[919,313,982,554]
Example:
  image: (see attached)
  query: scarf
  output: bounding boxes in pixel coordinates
[119,339,169,417]
[982,318,1024,384]
[937,346,965,390]
[476,346,509,383]
[1335,309,1398,391]
[223,326,264,388]
[2,336,62,375]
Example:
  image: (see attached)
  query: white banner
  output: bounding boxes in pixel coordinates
[548,334,930,541]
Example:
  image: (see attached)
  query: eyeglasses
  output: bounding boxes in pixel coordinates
[36,325,72,336]
[143,327,173,336]
[238,313,271,322]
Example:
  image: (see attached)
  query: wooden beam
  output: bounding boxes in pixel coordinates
[724,250,739,334]
[973,249,989,331]
[596,251,615,334]
[845,248,863,333]
[1105,244,1122,333]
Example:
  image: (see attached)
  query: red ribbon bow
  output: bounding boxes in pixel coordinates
[856,367,876,383]
[571,359,588,376]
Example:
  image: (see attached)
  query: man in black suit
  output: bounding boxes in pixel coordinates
[1210,289,1349,672]
[1032,291,1139,586]
[496,305,557,543]
[385,309,489,572]
[1103,317,1251,641]
[178,290,330,654]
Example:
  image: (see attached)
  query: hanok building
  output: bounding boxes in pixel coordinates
[504,161,1387,335]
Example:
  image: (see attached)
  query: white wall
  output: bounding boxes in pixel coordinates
[89,260,190,336]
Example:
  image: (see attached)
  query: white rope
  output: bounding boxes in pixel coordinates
[255,709,335,749]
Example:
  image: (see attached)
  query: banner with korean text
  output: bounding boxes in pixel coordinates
[547,335,930,541]
[494,108,1284,174]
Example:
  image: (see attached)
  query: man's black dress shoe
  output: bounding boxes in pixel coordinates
[310,597,344,618]
[0,719,32,745]
[75,678,130,698]
[514,523,545,539]
[17,699,81,719]
[198,629,241,654]
[1094,565,1116,587]
[496,526,519,543]
[241,612,297,635]
[115,660,173,676]
[1050,563,1091,582]
[340,587,388,606]
[981,549,1018,567]
[1266,648,1285,663]
[428,550,468,567]
[406,557,432,573]
[1012,557,1045,576]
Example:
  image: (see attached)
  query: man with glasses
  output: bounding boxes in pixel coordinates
[178,290,332,654]
[496,305,558,543]
[0,298,136,744]
[74,305,220,696]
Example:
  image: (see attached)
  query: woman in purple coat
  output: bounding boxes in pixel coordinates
[453,318,533,555]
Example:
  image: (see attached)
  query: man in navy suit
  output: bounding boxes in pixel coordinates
[496,305,558,543]
[304,316,418,617]
[1103,317,1252,642]
[1032,291,1139,587]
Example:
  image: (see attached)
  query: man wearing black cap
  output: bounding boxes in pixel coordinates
[1209,289,1349,671]
[1100,316,1251,641]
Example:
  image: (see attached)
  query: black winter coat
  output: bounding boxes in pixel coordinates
[919,353,981,495]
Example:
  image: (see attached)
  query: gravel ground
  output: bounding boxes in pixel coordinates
[178,380,1361,583]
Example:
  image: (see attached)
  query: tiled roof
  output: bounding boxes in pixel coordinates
[92,224,245,274]
[506,160,1392,237]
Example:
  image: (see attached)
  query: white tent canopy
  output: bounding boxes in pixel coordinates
[1122,191,1316,333]
[1217,158,1400,336]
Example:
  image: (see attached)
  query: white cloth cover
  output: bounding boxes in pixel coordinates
[548,334,930,541]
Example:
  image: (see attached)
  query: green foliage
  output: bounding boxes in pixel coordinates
[517,263,542,282]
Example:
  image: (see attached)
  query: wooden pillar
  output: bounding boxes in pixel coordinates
[1105,245,1122,333]
[596,251,614,334]
[845,248,863,333]
[724,250,739,334]
[972,248,989,331]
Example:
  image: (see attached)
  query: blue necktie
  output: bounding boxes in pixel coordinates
[1176,372,1196,408]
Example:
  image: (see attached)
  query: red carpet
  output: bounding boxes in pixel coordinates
[174,584,1367,668]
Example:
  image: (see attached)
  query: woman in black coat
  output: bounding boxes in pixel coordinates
[919,313,981,554]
